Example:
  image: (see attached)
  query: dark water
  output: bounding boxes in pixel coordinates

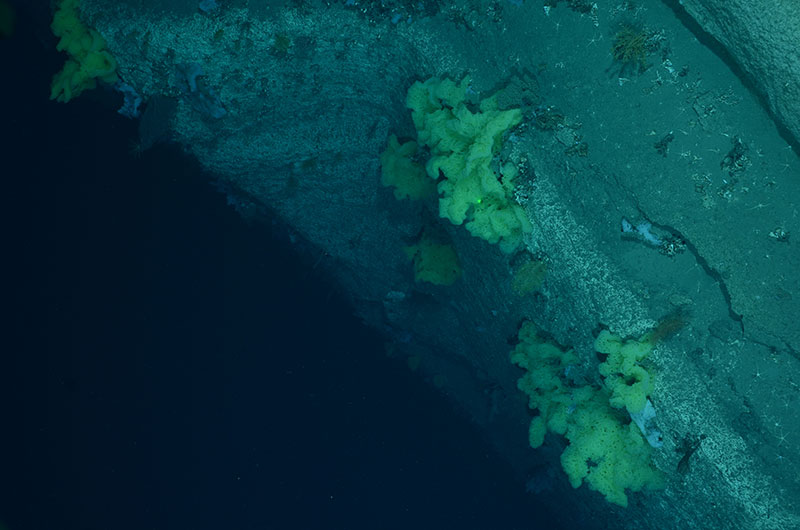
[1,6,561,529]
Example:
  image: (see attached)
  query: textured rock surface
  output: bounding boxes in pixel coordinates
[674,0,800,145]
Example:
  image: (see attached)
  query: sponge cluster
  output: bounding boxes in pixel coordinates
[50,0,118,102]
[511,322,664,507]
[596,329,656,415]
[380,77,532,253]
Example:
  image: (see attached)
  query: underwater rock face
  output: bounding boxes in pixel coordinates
[676,0,800,144]
[69,1,800,528]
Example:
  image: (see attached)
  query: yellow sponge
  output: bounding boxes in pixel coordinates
[50,0,118,102]
[596,330,656,414]
[379,134,435,201]
[404,231,461,286]
[405,76,530,253]
[511,322,664,507]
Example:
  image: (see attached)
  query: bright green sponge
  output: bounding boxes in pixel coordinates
[511,322,664,507]
[387,76,531,253]
[408,77,531,253]
[50,0,118,102]
[596,330,656,415]
[379,134,435,201]
[404,230,462,286]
